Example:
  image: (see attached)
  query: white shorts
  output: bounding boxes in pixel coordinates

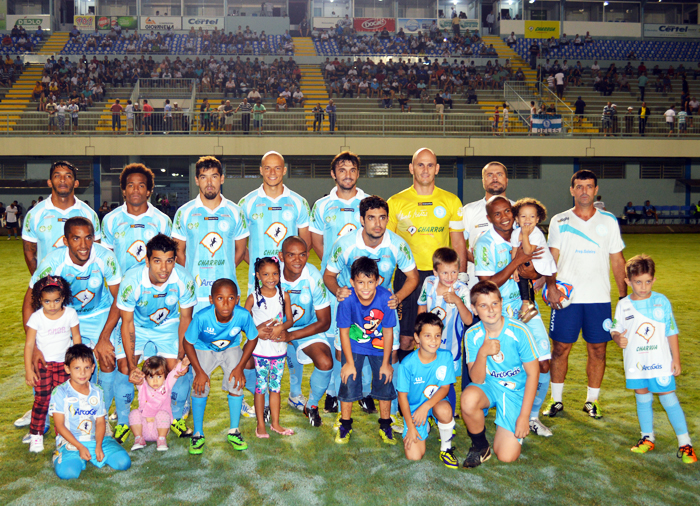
[290,333,331,365]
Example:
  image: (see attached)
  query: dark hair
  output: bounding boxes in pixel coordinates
[211,278,238,297]
[253,257,284,313]
[414,311,444,335]
[470,280,502,305]
[571,169,597,188]
[146,233,177,259]
[350,256,379,280]
[65,343,95,367]
[330,151,360,175]
[195,156,223,178]
[50,160,78,179]
[626,254,656,279]
[64,216,94,237]
[120,163,155,192]
[281,235,307,253]
[32,275,72,311]
[142,356,167,378]
[512,198,547,223]
[432,247,459,270]
[359,195,389,219]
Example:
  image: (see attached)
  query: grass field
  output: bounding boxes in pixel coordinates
[0,234,698,506]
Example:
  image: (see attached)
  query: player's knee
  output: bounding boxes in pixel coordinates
[433,400,453,422]
[588,343,607,362]
[399,335,414,351]
[316,354,333,371]
[405,448,425,461]
[539,360,550,374]
[56,462,83,480]
[108,450,131,471]
[551,342,572,360]
[496,449,521,463]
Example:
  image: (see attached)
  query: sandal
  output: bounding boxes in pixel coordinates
[255,428,269,439]
[270,426,295,436]
[518,301,538,324]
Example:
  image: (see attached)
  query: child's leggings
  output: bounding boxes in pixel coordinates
[254,356,286,394]
[31,361,69,435]
[128,409,171,441]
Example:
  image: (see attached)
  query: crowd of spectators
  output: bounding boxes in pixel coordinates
[1,24,43,53]
[0,54,23,87]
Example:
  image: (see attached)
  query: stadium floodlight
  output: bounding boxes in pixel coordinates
[603,1,609,5]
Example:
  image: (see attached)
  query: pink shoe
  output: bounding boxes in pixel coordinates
[156,437,168,451]
[131,436,147,451]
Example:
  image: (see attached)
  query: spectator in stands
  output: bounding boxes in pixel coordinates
[663,73,672,93]
[573,96,586,125]
[276,93,288,112]
[618,74,630,93]
[637,101,649,136]
[664,104,676,136]
[46,98,57,134]
[236,97,252,134]
[506,32,516,48]
[643,200,659,223]
[312,103,324,132]
[623,202,641,223]
[325,99,336,133]
[163,99,173,133]
[142,99,154,134]
[584,32,593,44]
[689,96,699,115]
[601,102,613,136]
[529,40,540,70]
[678,104,689,134]
[637,71,648,101]
[292,88,305,108]
[624,107,635,136]
[70,25,80,39]
[111,99,123,135]
[223,100,234,132]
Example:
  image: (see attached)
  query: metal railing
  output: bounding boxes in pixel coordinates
[137,79,197,98]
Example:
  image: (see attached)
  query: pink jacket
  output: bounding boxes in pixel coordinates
[136,362,185,419]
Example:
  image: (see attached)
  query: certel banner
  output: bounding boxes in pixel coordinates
[184,17,225,30]
[140,16,182,31]
[524,20,560,39]
[6,14,51,30]
[644,23,700,39]
[353,18,396,32]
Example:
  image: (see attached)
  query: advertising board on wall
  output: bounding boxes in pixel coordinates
[313,17,344,29]
[438,19,479,31]
[140,16,182,31]
[643,23,700,39]
[397,18,436,34]
[6,14,51,31]
[74,15,95,31]
[525,20,560,39]
[0,0,8,30]
[98,16,138,31]
[353,18,395,32]
[183,17,225,30]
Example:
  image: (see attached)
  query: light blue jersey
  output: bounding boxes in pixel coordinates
[238,185,310,294]
[185,304,258,352]
[281,263,330,331]
[397,349,456,414]
[101,203,172,272]
[474,227,521,317]
[49,381,106,444]
[23,197,101,265]
[172,195,248,308]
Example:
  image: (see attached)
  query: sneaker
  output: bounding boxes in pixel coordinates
[29,434,44,453]
[156,436,168,451]
[332,413,341,432]
[463,445,492,469]
[678,445,697,464]
[379,425,397,445]
[529,417,553,437]
[335,423,352,444]
[189,434,206,455]
[131,436,147,451]
[390,413,404,433]
[113,424,131,444]
[583,401,603,419]
[439,447,459,469]
[109,412,118,422]
[241,400,256,418]
[304,405,322,427]
[542,398,564,417]
[14,410,32,428]
[104,421,113,438]
[170,418,193,438]
[227,429,248,451]
[287,394,307,412]
[263,406,271,424]
[631,436,655,454]
[358,396,377,414]
[323,394,338,413]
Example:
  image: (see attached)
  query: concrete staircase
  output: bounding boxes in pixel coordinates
[38,32,69,55]
[298,64,329,131]
[292,37,316,56]
[0,64,45,131]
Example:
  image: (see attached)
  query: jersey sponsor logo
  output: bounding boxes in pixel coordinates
[130,224,145,229]
[198,259,225,266]
[127,240,147,262]
[490,366,521,378]
[204,326,216,335]
[414,376,424,384]
[557,217,570,223]
[267,206,282,211]
[636,344,658,352]
[149,307,170,325]
[211,339,231,349]
[340,208,354,212]
[74,289,95,308]
[204,216,219,221]
[120,284,134,303]
[636,322,655,342]
[417,226,445,233]
[200,232,223,256]
[436,365,447,381]
[69,404,97,417]
[265,222,287,245]
[195,275,214,287]
[637,362,662,371]
[423,384,439,399]
[291,304,305,323]
[418,202,433,206]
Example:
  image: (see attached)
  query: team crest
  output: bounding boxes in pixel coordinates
[337,223,357,237]
[636,322,655,342]
[265,222,288,245]
[53,235,66,248]
[200,232,223,257]
[291,304,305,323]
[149,307,170,325]
[211,339,231,349]
[77,419,93,435]
[74,289,95,308]
[430,307,447,320]
[423,385,438,399]
[407,226,417,236]
[492,351,505,363]
[127,240,147,262]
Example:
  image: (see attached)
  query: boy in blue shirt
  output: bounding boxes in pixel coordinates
[461,281,540,468]
[50,344,131,480]
[183,278,259,455]
[398,312,458,468]
[336,257,397,445]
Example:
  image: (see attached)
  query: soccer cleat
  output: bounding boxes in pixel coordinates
[113,424,131,444]
[131,436,147,451]
[678,445,697,464]
[332,413,342,432]
[335,424,352,444]
[170,418,193,438]
[379,425,397,445]
[263,406,271,424]
[240,400,256,418]
[390,413,404,433]
[14,410,32,428]
[358,396,377,414]
[227,429,248,451]
[583,401,603,419]
[304,405,323,427]
[287,394,307,412]
[156,436,168,451]
[324,394,338,413]
[529,417,553,437]
[463,445,492,469]
[189,434,206,455]
[29,434,44,453]
[631,436,655,454]
[542,399,564,417]
[440,447,459,469]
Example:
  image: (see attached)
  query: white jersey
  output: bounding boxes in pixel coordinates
[510,226,557,276]
[547,208,624,304]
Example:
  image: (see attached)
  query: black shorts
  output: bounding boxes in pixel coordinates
[6,222,19,229]
[394,269,432,338]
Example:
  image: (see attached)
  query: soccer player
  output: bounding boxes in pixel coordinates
[278,236,332,427]
[115,234,197,439]
[309,151,367,413]
[101,163,172,442]
[544,170,626,420]
[461,281,540,468]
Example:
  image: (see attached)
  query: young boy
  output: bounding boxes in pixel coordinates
[49,344,131,480]
[460,281,540,468]
[610,254,696,464]
[398,312,458,468]
[336,257,397,445]
[417,247,473,414]
[183,278,259,455]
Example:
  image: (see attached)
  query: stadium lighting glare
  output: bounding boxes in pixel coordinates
[529,0,535,4]
[160,169,166,172]
[603,1,608,5]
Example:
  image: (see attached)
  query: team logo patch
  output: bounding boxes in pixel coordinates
[653,308,664,321]
[88,396,99,406]
[300,293,311,304]
[53,236,65,248]
[338,223,357,237]
[218,220,230,232]
[127,240,147,262]
[499,380,516,390]
[433,206,446,219]
[436,365,447,381]
[265,222,288,245]
[407,226,417,236]
[378,260,392,274]
[89,277,101,288]
[291,304,305,323]
[229,327,242,337]
[430,307,447,321]
[423,385,439,399]
[282,210,294,221]
[211,339,231,349]
[636,322,655,342]
[200,232,223,257]
[657,375,671,386]
[149,307,170,325]
[602,318,613,332]
[595,224,608,237]
[144,229,156,240]
[492,351,505,363]
[78,419,93,435]
[165,295,177,306]
[74,289,95,308]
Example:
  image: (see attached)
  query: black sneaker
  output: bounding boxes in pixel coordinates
[324,394,338,413]
[358,396,377,414]
[542,398,564,418]
[304,405,322,427]
[463,445,492,469]
[582,401,603,419]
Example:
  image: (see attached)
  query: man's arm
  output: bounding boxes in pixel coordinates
[174,238,187,267]
[393,267,419,304]
[22,287,34,328]
[178,306,193,360]
[610,251,627,298]
[298,226,311,253]
[478,247,542,287]
[450,231,468,273]
[234,237,247,266]
[93,284,120,370]
[310,232,324,261]
[23,240,38,275]
[287,306,331,341]
[323,268,350,300]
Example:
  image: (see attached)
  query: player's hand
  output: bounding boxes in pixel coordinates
[533,277,546,293]
[544,279,567,310]
[379,363,394,384]
[412,405,430,428]
[177,357,190,376]
[443,289,459,305]
[387,292,400,310]
[340,363,356,384]
[514,246,544,266]
[515,414,530,439]
[229,366,246,391]
[257,321,274,339]
[481,335,501,357]
[25,368,39,387]
[270,325,285,342]
[336,286,352,302]
[93,338,115,370]
[520,222,535,238]
[129,368,145,386]
[403,426,421,451]
[95,444,104,462]
[78,444,91,461]
[192,372,210,396]
[612,330,628,349]
[672,359,682,376]
[32,347,46,376]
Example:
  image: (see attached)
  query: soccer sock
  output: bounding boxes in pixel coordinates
[531,371,550,419]
[438,420,456,451]
[586,386,600,403]
[98,370,116,416]
[467,428,489,450]
[447,384,456,416]
[114,370,134,426]
[244,368,257,396]
[308,368,332,408]
[192,396,208,436]
[635,392,654,440]
[326,337,339,397]
[171,368,193,419]
[659,393,691,447]
[391,362,400,415]
[228,394,243,432]
[551,382,564,403]
[287,347,304,399]
[361,360,372,398]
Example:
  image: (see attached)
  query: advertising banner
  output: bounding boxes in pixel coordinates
[140,16,182,31]
[313,17,344,29]
[74,15,95,32]
[525,20,560,39]
[0,0,7,31]
[183,17,225,30]
[98,16,138,31]
[532,114,562,133]
[643,23,700,39]
[438,19,479,31]
[6,14,51,31]
[353,18,396,32]
[397,18,436,34]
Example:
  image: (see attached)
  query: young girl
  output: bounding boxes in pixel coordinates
[510,198,558,322]
[129,355,190,452]
[24,275,81,453]
[244,257,294,439]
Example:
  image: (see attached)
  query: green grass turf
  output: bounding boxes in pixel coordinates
[0,235,698,505]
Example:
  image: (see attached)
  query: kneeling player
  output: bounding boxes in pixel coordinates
[461,281,540,468]
[398,312,458,468]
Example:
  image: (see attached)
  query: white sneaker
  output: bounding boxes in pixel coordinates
[529,417,553,437]
[22,432,32,444]
[109,412,118,421]
[105,421,113,437]
[240,400,256,418]
[287,394,307,412]
[14,410,32,428]
[29,434,44,453]
[390,413,404,434]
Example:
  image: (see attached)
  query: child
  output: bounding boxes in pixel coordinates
[336,256,397,445]
[417,247,472,414]
[398,312,458,468]
[183,278,259,455]
[24,275,81,453]
[245,257,294,438]
[610,254,696,464]
[460,281,540,468]
[510,198,557,322]
[49,344,131,480]
[129,355,190,452]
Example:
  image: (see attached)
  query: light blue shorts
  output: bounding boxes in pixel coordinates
[113,321,180,359]
[524,312,551,361]
[53,437,130,476]
[626,376,676,393]
[402,407,433,441]
[472,380,524,436]
[78,311,110,348]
